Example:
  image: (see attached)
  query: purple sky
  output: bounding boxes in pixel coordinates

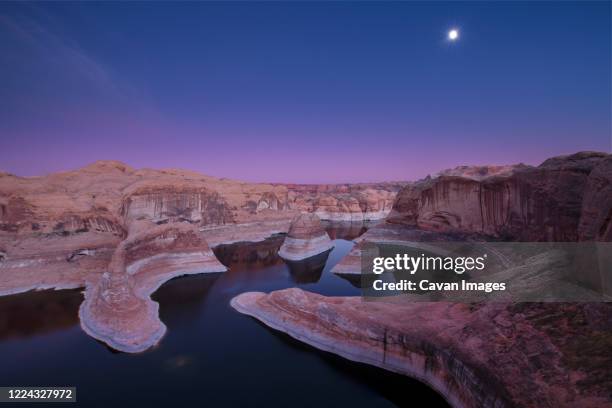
[1,2,610,183]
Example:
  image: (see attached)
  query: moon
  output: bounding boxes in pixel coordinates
[448,29,459,41]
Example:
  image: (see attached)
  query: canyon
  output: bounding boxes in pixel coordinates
[1,151,611,406]
[0,161,401,351]
[233,152,612,407]
[0,161,402,296]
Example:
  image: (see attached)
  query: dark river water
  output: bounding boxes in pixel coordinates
[0,223,448,407]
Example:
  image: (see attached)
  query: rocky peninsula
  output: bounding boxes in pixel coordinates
[278,213,334,261]
[232,289,612,408]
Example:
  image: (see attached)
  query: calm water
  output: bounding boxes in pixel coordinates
[0,223,448,407]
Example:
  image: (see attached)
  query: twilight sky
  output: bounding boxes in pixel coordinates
[1,1,610,183]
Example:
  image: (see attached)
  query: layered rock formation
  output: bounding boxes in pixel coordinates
[0,161,401,295]
[233,152,612,407]
[329,153,612,278]
[278,213,334,261]
[0,161,401,351]
[232,289,612,408]
[333,152,612,279]
[0,160,402,234]
[283,184,401,221]
[2,150,611,366]
[387,152,611,241]
[80,223,226,353]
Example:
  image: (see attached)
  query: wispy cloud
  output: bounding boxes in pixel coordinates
[0,12,115,93]
[0,5,155,120]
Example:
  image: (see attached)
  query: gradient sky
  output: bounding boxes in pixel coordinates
[1,1,610,183]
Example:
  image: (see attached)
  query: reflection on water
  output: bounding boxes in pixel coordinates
[285,250,331,284]
[335,272,362,288]
[323,220,378,241]
[152,273,223,327]
[0,288,83,340]
[0,222,449,407]
[213,234,285,270]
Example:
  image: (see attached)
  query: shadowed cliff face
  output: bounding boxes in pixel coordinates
[578,156,612,241]
[388,152,612,241]
[122,186,235,226]
[213,235,285,270]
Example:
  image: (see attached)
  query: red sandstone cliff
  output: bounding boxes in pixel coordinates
[0,161,402,236]
[387,152,611,241]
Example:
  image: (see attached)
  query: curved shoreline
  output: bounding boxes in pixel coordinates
[230,291,472,408]
[230,288,610,408]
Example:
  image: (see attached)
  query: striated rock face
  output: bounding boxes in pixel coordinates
[387,152,612,241]
[285,184,402,221]
[332,153,612,280]
[578,156,612,241]
[79,223,226,353]
[122,185,234,226]
[232,288,612,408]
[286,212,328,239]
[278,213,334,261]
[0,162,402,294]
[0,162,402,237]
[0,232,119,297]
[0,161,401,351]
